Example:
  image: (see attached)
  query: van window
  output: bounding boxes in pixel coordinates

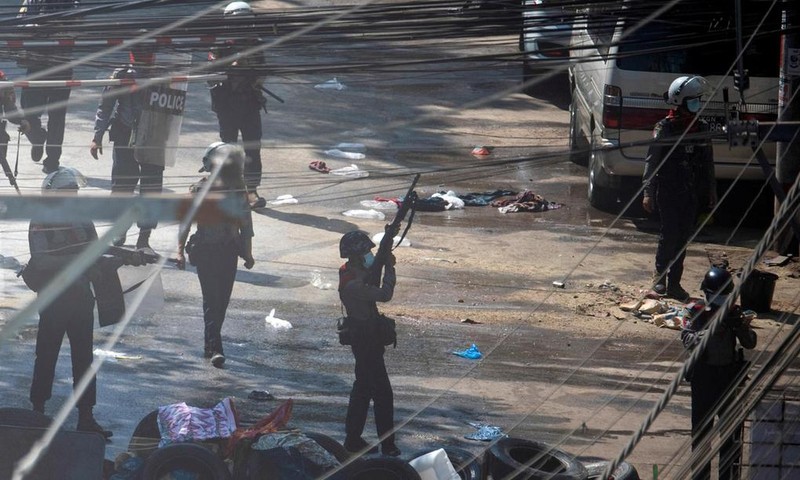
[616,1,780,77]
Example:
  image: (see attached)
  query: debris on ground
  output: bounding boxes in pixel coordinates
[452,343,482,359]
[308,160,331,173]
[763,255,791,267]
[461,318,481,324]
[248,390,275,401]
[342,209,385,220]
[314,77,346,90]
[310,270,334,290]
[464,422,506,441]
[265,309,292,329]
[268,194,298,205]
[490,190,563,214]
[330,164,369,178]
[371,232,412,247]
[93,349,142,361]
[471,146,491,156]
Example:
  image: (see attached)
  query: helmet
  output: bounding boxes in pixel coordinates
[200,142,245,173]
[665,75,708,108]
[42,166,87,192]
[224,1,253,17]
[339,231,375,258]
[701,266,734,296]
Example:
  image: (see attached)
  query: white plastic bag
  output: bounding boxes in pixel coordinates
[330,164,369,178]
[371,232,412,247]
[268,194,298,205]
[360,199,398,210]
[432,191,465,210]
[265,309,292,329]
[342,209,385,220]
[324,149,365,160]
[314,77,346,90]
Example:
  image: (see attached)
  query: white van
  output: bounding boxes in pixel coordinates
[568,1,780,210]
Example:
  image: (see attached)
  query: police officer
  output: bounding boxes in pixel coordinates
[176,143,255,368]
[0,70,31,176]
[208,1,267,209]
[27,166,112,439]
[17,0,79,174]
[643,75,717,301]
[90,46,163,250]
[338,231,401,457]
[681,266,757,480]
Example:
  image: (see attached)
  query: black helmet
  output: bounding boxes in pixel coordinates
[339,231,375,258]
[701,266,733,296]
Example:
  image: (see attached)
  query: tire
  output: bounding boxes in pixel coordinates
[569,93,589,166]
[0,407,53,428]
[583,460,640,480]
[409,446,484,480]
[141,442,231,480]
[341,456,422,480]
[304,431,351,463]
[587,142,618,212]
[128,410,161,460]
[488,438,588,480]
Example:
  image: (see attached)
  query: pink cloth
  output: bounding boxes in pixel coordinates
[157,397,238,447]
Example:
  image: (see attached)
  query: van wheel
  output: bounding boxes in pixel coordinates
[587,146,618,212]
[569,95,589,166]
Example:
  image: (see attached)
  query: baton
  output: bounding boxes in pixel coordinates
[260,85,285,104]
[0,124,21,194]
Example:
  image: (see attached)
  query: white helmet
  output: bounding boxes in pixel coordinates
[665,76,708,109]
[42,166,87,192]
[224,1,253,17]
[200,142,245,173]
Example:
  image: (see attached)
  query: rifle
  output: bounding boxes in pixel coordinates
[367,174,420,286]
[0,123,20,194]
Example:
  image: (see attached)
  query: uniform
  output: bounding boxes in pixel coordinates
[0,70,28,165]
[338,261,399,454]
[17,0,79,172]
[681,301,757,480]
[209,39,267,202]
[643,109,715,295]
[28,221,98,415]
[92,64,163,244]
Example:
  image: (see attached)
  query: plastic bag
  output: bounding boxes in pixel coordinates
[314,77,346,90]
[342,209,385,220]
[452,343,482,359]
[371,232,412,248]
[324,149,365,160]
[265,309,292,329]
[330,164,369,178]
[269,194,298,205]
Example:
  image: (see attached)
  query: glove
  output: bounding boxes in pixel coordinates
[724,314,744,330]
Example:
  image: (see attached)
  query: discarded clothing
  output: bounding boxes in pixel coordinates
[227,399,293,457]
[252,431,339,469]
[457,190,517,206]
[416,196,449,212]
[308,161,331,173]
[157,397,238,448]
[491,190,562,213]
[431,191,465,210]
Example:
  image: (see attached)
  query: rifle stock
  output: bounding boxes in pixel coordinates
[368,174,420,286]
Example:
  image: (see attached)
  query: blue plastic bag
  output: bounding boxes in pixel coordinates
[453,343,482,359]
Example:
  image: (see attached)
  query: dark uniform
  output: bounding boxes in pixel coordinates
[681,301,757,480]
[17,0,79,173]
[183,178,254,363]
[643,109,715,294]
[0,70,29,167]
[338,260,398,454]
[92,63,163,244]
[208,39,266,200]
[28,221,98,415]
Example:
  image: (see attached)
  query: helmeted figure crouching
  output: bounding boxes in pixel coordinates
[681,266,757,480]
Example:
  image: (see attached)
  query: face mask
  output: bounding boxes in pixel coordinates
[710,294,728,307]
[363,252,375,268]
[686,98,701,113]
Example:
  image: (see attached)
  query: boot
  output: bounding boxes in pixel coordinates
[136,229,152,249]
[651,270,667,296]
[31,401,45,414]
[211,352,226,368]
[77,407,113,439]
[666,283,690,302]
[381,443,401,457]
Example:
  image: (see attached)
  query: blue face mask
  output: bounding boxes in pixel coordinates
[686,97,701,113]
[363,252,375,268]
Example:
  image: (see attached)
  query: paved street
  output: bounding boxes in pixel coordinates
[0,1,798,477]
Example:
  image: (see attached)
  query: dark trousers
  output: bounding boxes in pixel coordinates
[216,106,262,189]
[30,283,96,409]
[196,246,238,355]
[690,364,744,480]
[655,189,696,287]
[111,142,164,230]
[21,83,71,170]
[345,342,395,448]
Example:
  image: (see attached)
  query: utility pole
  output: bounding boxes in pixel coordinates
[776,1,800,255]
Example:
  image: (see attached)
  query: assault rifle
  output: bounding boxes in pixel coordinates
[367,174,420,286]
